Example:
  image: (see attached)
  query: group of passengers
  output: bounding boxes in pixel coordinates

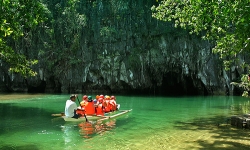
[64,94,118,119]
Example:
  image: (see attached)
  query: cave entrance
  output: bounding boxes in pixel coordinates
[158,72,207,96]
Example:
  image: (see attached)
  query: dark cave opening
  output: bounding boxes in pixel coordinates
[119,72,208,96]
[158,72,207,96]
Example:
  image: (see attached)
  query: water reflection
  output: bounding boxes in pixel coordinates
[61,125,73,145]
[61,119,117,142]
[78,119,117,138]
[78,122,95,138]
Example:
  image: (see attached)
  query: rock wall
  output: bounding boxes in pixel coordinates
[0,0,243,95]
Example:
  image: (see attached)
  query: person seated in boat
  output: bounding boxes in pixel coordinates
[84,96,96,115]
[80,100,87,107]
[65,94,80,119]
[99,95,104,99]
[80,95,88,107]
[96,98,105,116]
[80,95,88,109]
[82,95,88,101]
[95,95,100,101]
[103,96,112,113]
[110,96,117,111]
[93,95,99,106]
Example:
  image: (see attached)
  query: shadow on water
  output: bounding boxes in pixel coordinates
[0,103,57,135]
[173,115,250,150]
[0,103,55,118]
[0,104,54,119]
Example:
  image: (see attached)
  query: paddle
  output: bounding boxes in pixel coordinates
[76,95,88,122]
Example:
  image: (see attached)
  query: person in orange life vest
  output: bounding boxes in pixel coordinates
[106,95,113,111]
[107,96,113,108]
[80,95,88,108]
[110,95,117,111]
[65,94,80,118]
[93,95,99,106]
[95,95,100,101]
[82,95,88,101]
[84,96,95,115]
[76,95,87,116]
[110,95,116,100]
[99,95,105,106]
[103,96,112,113]
[99,95,104,102]
[96,98,105,116]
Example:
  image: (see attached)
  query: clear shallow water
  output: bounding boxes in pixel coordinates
[0,94,250,150]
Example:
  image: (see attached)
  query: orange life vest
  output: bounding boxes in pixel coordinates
[76,108,85,116]
[96,103,104,116]
[85,101,95,115]
[80,101,87,107]
[109,99,117,111]
[103,99,111,113]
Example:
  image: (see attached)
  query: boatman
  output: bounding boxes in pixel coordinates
[65,94,80,119]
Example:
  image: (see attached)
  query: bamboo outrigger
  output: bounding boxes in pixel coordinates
[52,109,132,122]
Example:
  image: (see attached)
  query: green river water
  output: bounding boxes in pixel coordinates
[0,94,250,150]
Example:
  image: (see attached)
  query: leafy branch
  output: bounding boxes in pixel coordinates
[0,0,48,77]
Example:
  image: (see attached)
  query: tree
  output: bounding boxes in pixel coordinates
[152,0,250,96]
[152,0,250,67]
[36,0,87,79]
[0,0,47,77]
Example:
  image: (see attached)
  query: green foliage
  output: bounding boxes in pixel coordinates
[100,27,116,37]
[1,43,38,77]
[152,0,250,69]
[231,74,250,97]
[38,0,87,75]
[0,0,47,77]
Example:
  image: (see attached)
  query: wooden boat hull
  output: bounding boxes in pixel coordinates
[62,109,132,122]
[62,115,105,122]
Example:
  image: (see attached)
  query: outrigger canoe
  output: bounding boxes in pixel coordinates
[56,109,132,122]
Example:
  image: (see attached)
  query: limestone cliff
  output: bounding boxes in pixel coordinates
[0,0,242,95]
